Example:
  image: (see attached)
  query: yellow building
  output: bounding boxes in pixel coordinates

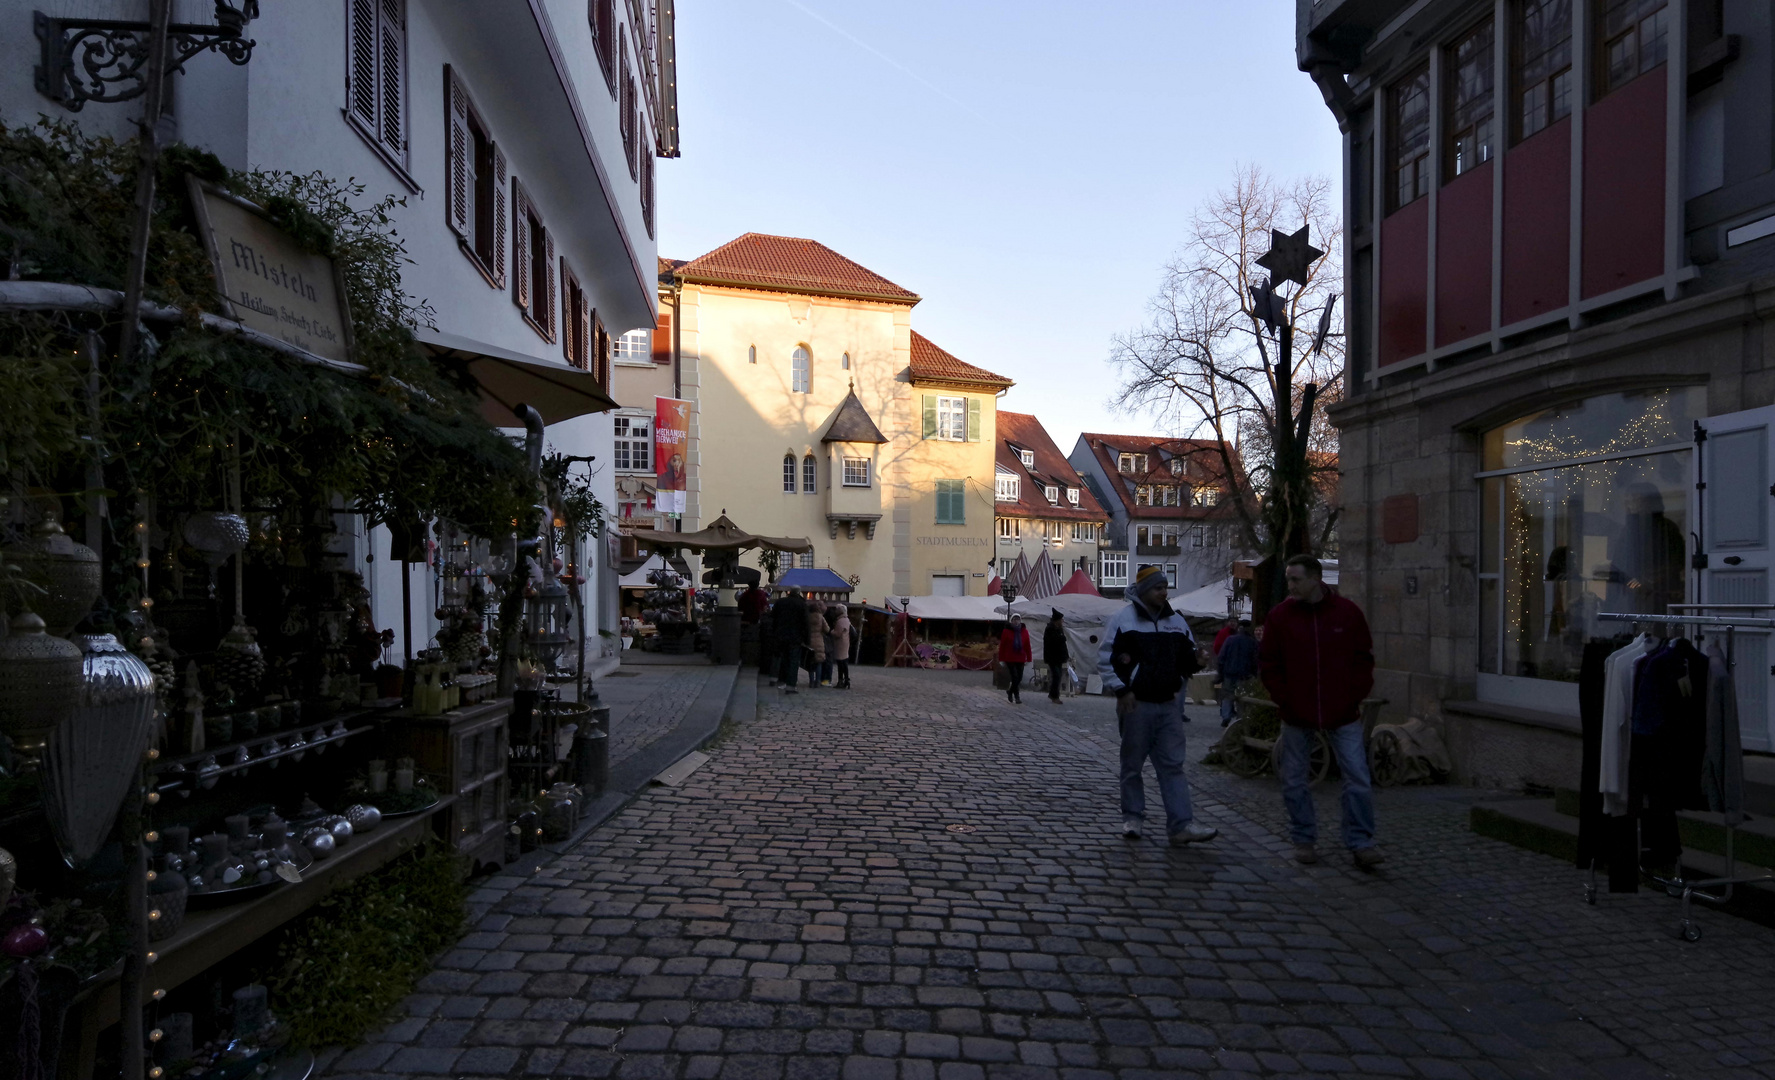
[660,234,1010,601]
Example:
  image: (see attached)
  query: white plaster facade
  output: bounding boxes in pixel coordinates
[3,0,676,669]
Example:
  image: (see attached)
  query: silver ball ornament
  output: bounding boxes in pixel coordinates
[300,828,335,858]
[322,814,353,843]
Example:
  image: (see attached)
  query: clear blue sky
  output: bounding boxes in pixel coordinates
[657,0,1343,449]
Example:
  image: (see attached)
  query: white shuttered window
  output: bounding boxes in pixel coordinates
[347,0,407,169]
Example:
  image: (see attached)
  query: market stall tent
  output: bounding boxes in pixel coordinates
[1057,568,1100,596]
[618,554,684,590]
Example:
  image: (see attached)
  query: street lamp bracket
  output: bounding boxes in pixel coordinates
[34,3,260,112]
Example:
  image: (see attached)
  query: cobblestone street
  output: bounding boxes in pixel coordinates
[327,667,1775,1080]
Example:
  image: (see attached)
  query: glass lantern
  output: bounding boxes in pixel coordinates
[525,577,572,673]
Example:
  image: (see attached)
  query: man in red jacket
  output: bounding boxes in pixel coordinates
[1258,555,1382,868]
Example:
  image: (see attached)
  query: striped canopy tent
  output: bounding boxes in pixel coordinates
[1019,549,1063,601]
[1006,550,1033,594]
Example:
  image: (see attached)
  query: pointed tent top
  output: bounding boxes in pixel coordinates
[622,513,812,554]
[821,386,888,444]
[1058,568,1101,596]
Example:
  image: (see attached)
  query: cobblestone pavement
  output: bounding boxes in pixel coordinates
[326,667,1775,1080]
[593,665,719,767]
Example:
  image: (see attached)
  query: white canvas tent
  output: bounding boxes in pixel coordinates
[1172,565,1340,619]
[1006,593,1127,693]
[883,595,1009,622]
[618,553,684,590]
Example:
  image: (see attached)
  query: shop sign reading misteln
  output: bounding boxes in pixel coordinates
[187,177,354,365]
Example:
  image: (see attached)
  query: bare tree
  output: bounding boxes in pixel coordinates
[1109,164,1343,618]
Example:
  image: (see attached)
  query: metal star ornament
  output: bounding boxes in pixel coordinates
[1255,225,1324,288]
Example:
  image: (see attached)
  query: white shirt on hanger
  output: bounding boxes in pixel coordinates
[1600,633,1655,817]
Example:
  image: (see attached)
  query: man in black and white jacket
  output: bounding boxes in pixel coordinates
[1099,566,1219,845]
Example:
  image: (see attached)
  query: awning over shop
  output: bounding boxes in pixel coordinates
[772,567,852,593]
[418,327,619,426]
[624,513,812,554]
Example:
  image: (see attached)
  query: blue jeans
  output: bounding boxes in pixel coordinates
[1278,722,1376,850]
[1218,678,1245,725]
[1119,698,1195,835]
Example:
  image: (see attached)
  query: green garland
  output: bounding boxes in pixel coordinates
[0,118,532,548]
[256,844,465,1049]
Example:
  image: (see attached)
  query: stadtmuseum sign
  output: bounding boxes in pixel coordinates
[188,179,353,364]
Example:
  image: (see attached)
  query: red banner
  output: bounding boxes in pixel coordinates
[654,396,690,516]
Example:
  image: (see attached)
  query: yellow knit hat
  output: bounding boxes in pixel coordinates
[1132,565,1168,597]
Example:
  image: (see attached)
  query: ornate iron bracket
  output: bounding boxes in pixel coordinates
[34,3,259,112]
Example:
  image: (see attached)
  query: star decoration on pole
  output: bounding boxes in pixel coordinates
[1255,225,1324,288]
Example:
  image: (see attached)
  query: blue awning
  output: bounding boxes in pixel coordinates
[772,567,852,592]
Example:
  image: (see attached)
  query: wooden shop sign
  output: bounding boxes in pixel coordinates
[187,177,355,365]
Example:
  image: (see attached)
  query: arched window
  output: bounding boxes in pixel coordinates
[748,344,757,365]
[782,454,796,493]
[791,346,810,393]
[802,454,817,493]
[841,352,851,370]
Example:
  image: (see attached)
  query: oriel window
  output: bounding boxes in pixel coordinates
[1514,0,1572,141]
[1388,65,1431,212]
[1597,0,1670,99]
[1446,19,1495,178]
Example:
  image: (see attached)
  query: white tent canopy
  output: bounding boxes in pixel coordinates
[883,595,1009,622]
[1171,565,1340,620]
[618,553,685,590]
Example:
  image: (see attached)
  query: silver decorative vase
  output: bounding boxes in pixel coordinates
[3,514,101,636]
[43,634,159,865]
[0,612,83,760]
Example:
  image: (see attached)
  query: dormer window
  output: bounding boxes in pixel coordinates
[996,471,1021,502]
[1045,485,1059,503]
[1169,458,1183,475]
[1118,452,1135,473]
[1067,487,1080,506]
[1018,448,1034,468]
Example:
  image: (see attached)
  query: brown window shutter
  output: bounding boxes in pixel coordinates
[542,226,557,342]
[491,143,507,288]
[579,290,593,382]
[593,313,608,387]
[349,0,376,129]
[378,0,404,153]
[444,66,470,240]
[559,258,575,365]
[652,310,671,363]
[511,180,530,314]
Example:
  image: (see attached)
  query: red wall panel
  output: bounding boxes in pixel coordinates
[1501,118,1571,325]
[1379,198,1429,368]
[1436,161,1493,347]
[1582,67,1665,300]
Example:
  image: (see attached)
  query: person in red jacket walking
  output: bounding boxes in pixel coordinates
[998,613,1033,703]
[1258,555,1382,868]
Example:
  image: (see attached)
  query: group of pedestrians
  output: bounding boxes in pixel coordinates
[765,587,853,692]
[994,610,1073,704]
[1099,556,1385,868]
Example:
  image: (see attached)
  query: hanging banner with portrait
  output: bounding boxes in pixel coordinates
[654,396,690,517]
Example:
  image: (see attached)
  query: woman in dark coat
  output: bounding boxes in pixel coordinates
[1043,610,1069,703]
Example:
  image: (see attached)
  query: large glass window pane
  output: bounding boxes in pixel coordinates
[1389,66,1432,212]
[1496,451,1688,683]
[1447,19,1496,178]
[1480,577,1500,673]
[1481,387,1703,470]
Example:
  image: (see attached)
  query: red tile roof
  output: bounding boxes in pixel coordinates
[995,412,1106,522]
[671,233,920,304]
[908,332,1013,390]
[657,256,686,284]
[1079,433,1245,520]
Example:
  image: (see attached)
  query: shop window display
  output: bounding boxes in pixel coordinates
[1478,388,1703,684]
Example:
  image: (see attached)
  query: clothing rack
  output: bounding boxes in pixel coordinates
[1592,609,1774,940]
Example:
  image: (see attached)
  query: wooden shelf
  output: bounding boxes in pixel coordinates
[70,797,452,1034]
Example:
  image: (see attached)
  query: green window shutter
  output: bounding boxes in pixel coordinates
[967,398,981,441]
[922,394,937,439]
[936,479,965,525]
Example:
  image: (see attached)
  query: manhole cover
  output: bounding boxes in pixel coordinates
[945,824,977,833]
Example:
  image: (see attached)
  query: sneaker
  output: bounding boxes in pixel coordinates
[1120,819,1142,839]
[1352,846,1386,869]
[1169,822,1218,845]
[1292,844,1320,864]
